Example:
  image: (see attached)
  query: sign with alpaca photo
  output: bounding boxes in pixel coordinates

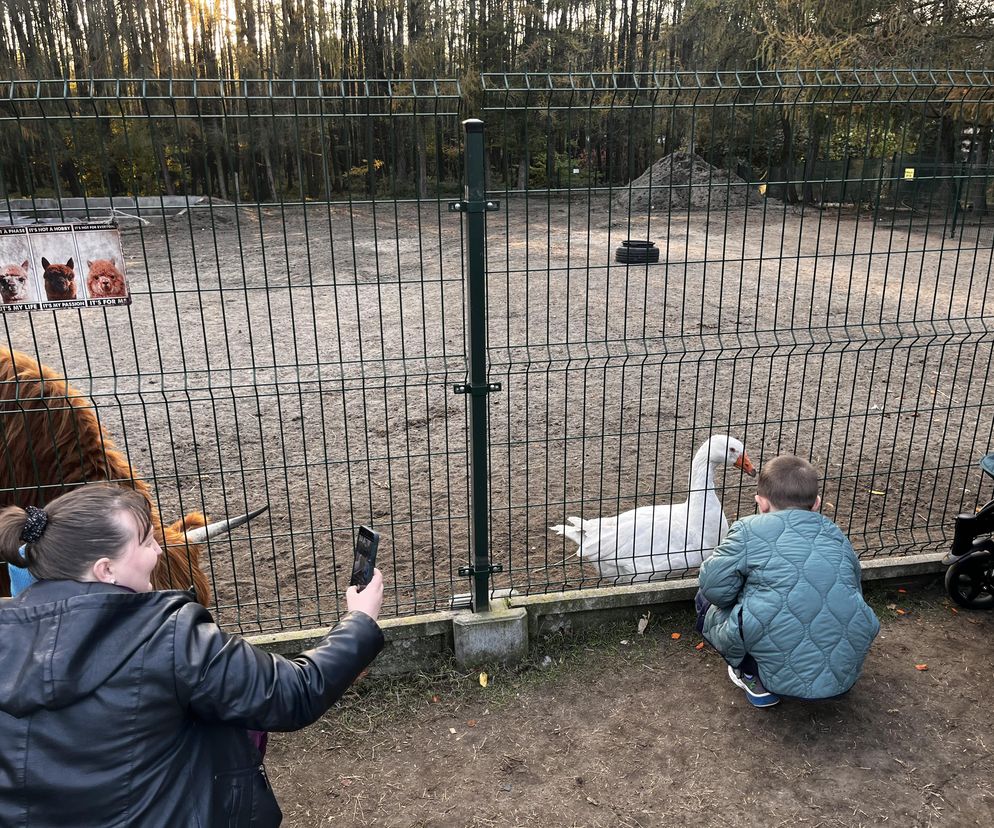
[0,227,39,311]
[0,224,131,313]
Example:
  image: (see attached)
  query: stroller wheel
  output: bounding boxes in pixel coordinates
[945,552,994,610]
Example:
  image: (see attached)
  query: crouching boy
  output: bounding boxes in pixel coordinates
[697,455,880,708]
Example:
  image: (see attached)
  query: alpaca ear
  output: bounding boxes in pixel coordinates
[41,257,50,270]
[87,260,93,269]
[66,257,74,270]
[20,260,28,270]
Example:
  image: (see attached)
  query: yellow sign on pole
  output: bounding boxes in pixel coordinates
[904,168,915,180]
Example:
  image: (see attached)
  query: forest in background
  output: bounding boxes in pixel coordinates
[2,1,994,203]
[4,0,994,80]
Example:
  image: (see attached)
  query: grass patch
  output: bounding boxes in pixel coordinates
[323,579,958,735]
[863,575,953,620]
[330,601,700,731]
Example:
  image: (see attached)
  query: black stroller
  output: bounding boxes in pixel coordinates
[944,452,994,609]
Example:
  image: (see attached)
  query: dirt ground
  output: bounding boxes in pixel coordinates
[2,195,993,630]
[265,580,994,827]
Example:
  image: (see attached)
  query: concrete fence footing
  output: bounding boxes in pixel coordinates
[247,552,946,674]
[453,606,528,668]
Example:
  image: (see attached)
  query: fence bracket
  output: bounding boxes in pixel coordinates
[458,563,504,577]
[453,381,501,396]
[448,199,500,213]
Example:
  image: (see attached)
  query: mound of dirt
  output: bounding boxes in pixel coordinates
[616,151,762,212]
[173,197,261,229]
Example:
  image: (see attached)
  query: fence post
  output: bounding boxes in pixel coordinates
[451,118,501,612]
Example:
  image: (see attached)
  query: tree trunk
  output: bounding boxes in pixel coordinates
[152,128,176,196]
[802,120,822,205]
[975,125,991,217]
[779,107,799,204]
[416,119,428,198]
[265,148,278,201]
[936,113,959,209]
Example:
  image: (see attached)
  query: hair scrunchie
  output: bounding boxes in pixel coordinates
[20,506,49,543]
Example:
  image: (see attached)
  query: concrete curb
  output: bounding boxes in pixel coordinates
[246,552,946,672]
[248,610,457,676]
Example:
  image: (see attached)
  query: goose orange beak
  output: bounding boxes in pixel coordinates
[735,452,757,477]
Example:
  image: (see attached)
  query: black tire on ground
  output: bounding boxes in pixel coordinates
[945,552,994,610]
[615,246,660,264]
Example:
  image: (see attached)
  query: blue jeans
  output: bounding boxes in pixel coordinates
[694,590,710,633]
[695,590,759,675]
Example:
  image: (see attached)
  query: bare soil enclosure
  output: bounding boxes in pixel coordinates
[2,194,992,631]
[265,583,994,827]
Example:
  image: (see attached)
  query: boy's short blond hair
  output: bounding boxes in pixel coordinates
[756,455,819,510]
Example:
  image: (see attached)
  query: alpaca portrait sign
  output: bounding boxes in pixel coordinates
[0,224,131,312]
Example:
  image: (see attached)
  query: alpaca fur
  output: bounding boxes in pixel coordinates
[86,258,127,298]
[41,257,77,301]
[0,261,31,304]
[0,349,211,604]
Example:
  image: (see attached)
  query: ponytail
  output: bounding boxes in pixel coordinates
[0,506,36,568]
[0,484,151,581]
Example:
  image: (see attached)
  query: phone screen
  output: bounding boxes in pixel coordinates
[350,526,379,591]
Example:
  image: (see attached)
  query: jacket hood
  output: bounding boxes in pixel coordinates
[0,580,195,717]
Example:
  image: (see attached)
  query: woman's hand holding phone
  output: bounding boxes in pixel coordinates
[346,568,384,621]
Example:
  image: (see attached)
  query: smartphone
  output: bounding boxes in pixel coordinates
[350,525,379,592]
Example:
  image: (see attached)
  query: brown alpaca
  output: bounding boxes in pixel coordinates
[41,257,76,301]
[0,349,265,604]
[0,261,31,304]
[86,258,127,298]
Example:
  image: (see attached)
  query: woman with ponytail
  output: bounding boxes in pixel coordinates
[0,484,384,827]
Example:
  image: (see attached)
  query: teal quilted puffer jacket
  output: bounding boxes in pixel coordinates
[698,509,880,699]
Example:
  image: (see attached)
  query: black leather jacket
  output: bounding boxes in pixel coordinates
[0,580,384,826]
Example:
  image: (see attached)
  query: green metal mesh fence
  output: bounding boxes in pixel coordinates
[1,71,992,630]
[479,70,994,595]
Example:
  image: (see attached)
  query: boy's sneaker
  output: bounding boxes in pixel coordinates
[727,664,780,708]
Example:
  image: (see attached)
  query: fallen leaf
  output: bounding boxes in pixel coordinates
[637,612,651,635]
[896,609,907,615]
[695,642,705,651]
[430,694,441,703]
[341,779,353,787]
[479,672,489,688]
[467,719,477,727]
[620,639,630,645]
[449,727,457,734]
[870,490,886,496]
[670,632,681,640]
[950,607,959,614]
[897,588,908,594]
[915,664,928,671]
[886,603,897,610]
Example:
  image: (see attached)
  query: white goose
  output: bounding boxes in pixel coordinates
[550,435,756,582]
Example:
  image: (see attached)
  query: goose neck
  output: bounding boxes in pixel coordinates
[688,451,716,510]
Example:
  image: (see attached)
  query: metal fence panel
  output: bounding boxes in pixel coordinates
[1,71,993,629]
[481,70,994,595]
[0,79,470,631]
